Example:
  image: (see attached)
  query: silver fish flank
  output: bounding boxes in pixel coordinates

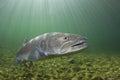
[15,32,88,65]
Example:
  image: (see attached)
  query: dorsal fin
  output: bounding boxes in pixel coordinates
[22,37,29,46]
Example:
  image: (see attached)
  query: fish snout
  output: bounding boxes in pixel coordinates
[78,36,87,45]
[79,36,87,41]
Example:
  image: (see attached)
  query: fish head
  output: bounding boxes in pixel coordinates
[47,32,88,54]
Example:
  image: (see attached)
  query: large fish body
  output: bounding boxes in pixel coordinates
[15,32,88,65]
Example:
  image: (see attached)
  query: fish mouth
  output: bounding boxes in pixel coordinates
[71,41,85,47]
[71,40,88,49]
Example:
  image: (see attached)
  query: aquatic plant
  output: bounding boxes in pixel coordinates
[0,50,120,80]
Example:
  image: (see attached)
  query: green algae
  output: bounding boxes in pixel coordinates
[0,49,120,80]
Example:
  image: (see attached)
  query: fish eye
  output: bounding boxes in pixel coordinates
[64,36,69,40]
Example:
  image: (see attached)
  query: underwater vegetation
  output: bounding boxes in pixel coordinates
[0,49,120,80]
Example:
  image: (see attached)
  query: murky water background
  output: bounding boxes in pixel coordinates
[0,0,120,54]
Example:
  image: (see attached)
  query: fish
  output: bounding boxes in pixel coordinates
[15,32,88,65]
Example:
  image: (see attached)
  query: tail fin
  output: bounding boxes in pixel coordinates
[14,57,22,66]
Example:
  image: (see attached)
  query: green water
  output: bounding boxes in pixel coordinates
[0,0,120,54]
[0,0,120,79]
